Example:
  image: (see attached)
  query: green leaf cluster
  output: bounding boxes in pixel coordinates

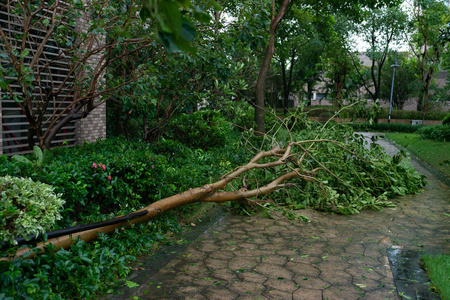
[139,0,221,53]
[11,146,51,169]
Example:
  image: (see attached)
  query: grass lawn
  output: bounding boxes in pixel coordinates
[385,133,450,177]
[421,254,450,299]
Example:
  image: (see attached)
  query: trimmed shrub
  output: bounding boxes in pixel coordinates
[381,109,446,120]
[0,176,64,245]
[417,124,450,142]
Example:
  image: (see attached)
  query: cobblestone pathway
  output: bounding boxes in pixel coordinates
[115,135,449,300]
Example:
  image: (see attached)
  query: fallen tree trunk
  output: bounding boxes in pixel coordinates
[3,142,315,261]
[3,131,426,261]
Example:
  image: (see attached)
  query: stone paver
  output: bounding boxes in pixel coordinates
[114,135,449,300]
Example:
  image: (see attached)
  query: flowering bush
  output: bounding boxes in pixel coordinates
[0,176,65,245]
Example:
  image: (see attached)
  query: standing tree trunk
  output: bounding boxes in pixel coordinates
[281,47,296,115]
[254,0,291,135]
[417,39,439,112]
[333,66,347,107]
[281,60,288,114]
[306,80,314,106]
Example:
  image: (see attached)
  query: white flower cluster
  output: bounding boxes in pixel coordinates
[0,176,65,245]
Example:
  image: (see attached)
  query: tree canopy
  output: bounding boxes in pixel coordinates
[0,0,448,149]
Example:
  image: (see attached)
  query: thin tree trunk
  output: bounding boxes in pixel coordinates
[281,59,288,115]
[281,47,296,114]
[307,81,312,106]
[254,0,291,135]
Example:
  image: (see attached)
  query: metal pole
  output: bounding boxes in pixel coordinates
[388,50,399,124]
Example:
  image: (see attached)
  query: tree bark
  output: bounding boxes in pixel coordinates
[254,0,291,135]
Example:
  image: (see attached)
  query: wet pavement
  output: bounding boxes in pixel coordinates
[386,248,440,300]
[109,134,449,300]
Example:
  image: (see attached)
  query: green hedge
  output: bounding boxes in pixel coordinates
[0,139,167,226]
[345,122,421,133]
[417,124,450,142]
[303,105,447,121]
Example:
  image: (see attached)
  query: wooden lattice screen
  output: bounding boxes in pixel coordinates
[0,2,77,155]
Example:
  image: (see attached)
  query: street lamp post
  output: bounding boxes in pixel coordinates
[388,50,400,124]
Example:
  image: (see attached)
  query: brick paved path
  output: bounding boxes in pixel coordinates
[115,135,449,300]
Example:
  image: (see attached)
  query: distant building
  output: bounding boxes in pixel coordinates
[306,52,449,111]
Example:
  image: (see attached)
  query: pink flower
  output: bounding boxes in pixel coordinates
[152,165,154,169]
[107,175,112,181]
[129,163,131,166]
[101,164,106,171]
[92,162,97,168]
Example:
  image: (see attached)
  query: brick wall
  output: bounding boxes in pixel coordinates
[77,102,106,144]
[75,2,106,144]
